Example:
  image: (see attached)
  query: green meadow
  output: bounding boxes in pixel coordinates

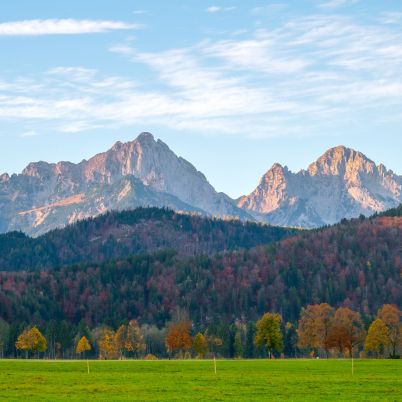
[0,359,400,401]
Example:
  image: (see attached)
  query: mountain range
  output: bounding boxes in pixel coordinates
[0,132,401,235]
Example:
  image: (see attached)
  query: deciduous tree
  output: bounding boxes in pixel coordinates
[193,332,208,358]
[97,327,117,360]
[165,321,193,358]
[297,304,334,356]
[325,307,365,357]
[125,320,146,358]
[15,327,47,358]
[76,336,91,357]
[377,304,401,358]
[255,313,283,358]
[364,319,389,357]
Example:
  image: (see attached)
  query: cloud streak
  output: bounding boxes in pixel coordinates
[1,13,402,139]
[0,19,141,36]
[319,0,359,9]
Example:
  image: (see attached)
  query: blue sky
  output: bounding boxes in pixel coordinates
[0,0,402,197]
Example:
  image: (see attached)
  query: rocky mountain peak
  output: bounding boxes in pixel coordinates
[0,132,249,235]
[238,145,402,227]
[21,161,55,179]
[307,146,376,177]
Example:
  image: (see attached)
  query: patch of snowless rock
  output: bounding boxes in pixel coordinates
[237,146,402,227]
[0,135,401,235]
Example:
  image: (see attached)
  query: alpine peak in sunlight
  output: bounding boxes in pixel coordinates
[1,133,400,235]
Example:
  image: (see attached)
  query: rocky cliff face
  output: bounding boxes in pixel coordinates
[0,133,249,236]
[238,146,402,227]
[1,139,401,235]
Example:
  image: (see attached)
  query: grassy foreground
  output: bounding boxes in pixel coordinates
[0,359,400,401]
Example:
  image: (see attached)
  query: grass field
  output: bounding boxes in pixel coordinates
[0,359,401,401]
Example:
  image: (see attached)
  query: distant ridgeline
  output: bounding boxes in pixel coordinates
[0,206,400,329]
[0,207,298,271]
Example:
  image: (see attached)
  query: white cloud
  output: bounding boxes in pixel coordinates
[47,67,97,81]
[206,6,221,13]
[206,6,236,13]
[133,10,149,15]
[21,130,38,137]
[2,14,402,138]
[380,12,402,25]
[319,0,359,9]
[0,19,141,36]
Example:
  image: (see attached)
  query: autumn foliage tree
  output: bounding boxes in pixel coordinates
[97,327,118,360]
[165,321,193,358]
[377,304,401,358]
[124,320,146,358]
[255,313,283,358]
[76,336,91,358]
[325,307,365,357]
[297,304,334,356]
[193,332,208,358]
[364,319,389,357]
[15,327,47,358]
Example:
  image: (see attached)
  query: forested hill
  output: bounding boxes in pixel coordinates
[0,207,297,271]
[0,210,400,328]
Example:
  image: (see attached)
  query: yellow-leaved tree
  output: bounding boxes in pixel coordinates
[255,312,283,358]
[124,320,146,358]
[193,332,208,358]
[364,318,389,357]
[15,327,47,358]
[98,328,118,360]
[377,304,401,358]
[76,336,91,358]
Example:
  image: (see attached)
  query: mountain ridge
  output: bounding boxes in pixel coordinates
[238,145,402,227]
[1,136,401,235]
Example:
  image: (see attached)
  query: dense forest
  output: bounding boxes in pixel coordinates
[0,210,400,330]
[0,207,297,271]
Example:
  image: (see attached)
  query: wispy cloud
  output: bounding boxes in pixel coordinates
[2,13,402,138]
[380,12,402,25]
[0,19,141,36]
[21,130,38,137]
[319,0,359,9]
[206,6,236,13]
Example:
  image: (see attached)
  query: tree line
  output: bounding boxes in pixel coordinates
[3,303,400,360]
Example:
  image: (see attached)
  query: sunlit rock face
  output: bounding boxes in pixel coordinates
[238,146,402,227]
[1,137,400,236]
[0,132,249,236]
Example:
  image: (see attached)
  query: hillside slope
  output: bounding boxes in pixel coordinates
[0,208,400,326]
[0,207,297,271]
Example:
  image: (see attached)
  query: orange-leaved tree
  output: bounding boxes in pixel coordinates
[325,307,365,357]
[15,327,47,358]
[297,303,334,357]
[165,321,193,358]
[97,327,118,360]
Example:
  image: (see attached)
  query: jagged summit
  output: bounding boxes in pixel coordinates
[238,145,402,227]
[0,132,250,236]
[0,137,400,234]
